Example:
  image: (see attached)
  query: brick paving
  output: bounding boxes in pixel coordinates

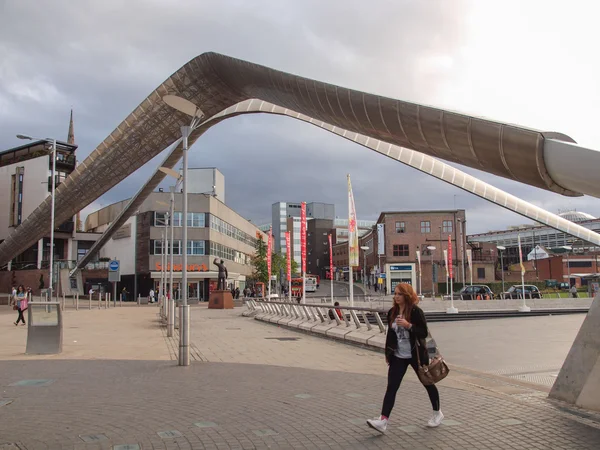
[0,304,599,449]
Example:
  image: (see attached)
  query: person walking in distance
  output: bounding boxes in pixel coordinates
[367,283,443,433]
[13,285,28,326]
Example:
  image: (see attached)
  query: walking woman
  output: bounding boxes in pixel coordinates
[13,285,28,326]
[367,283,443,433]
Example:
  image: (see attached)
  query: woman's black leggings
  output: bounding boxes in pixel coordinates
[16,308,25,324]
[381,356,440,418]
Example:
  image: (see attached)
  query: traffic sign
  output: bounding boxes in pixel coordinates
[108,260,121,283]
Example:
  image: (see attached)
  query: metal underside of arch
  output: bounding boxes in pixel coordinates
[0,52,594,265]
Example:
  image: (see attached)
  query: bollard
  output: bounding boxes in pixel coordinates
[89,293,92,310]
[76,293,79,311]
[62,293,65,311]
[137,294,141,306]
[98,292,101,309]
[106,293,110,309]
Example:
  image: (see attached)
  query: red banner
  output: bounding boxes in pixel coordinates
[267,227,272,281]
[285,231,291,281]
[447,235,453,280]
[328,234,333,279]
[300,202,307,274]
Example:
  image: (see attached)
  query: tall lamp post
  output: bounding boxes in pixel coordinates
[17,135,57,300]
[497,245,506,295]
[360,245,369,294]
[427,245,436,298]
[562,245,572,287]
[161,95,205,367]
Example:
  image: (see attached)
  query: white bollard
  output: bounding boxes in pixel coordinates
[98,292,102,309]
[62,293,66,311]
[89,293,92,310]
[137,294,141,306]
[76,293,79,310]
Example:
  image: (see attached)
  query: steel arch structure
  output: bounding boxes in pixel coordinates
[1,52,598,265]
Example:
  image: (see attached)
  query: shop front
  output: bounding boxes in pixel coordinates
[385,263,416,293]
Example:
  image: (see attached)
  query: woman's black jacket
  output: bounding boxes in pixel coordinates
[384,305,429,365]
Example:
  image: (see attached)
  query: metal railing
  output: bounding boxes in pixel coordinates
[245,298,388,333]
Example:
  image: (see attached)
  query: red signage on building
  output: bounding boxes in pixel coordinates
[155,263,208,272]
[300,202,307,274]
[447,235,453,280]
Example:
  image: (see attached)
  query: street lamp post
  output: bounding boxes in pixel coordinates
[17,135,57,300]
[562,245,572,288]
[497,246,506,295]
[427,245,436,298]
[161,95,205,367]
[360,245,369,295]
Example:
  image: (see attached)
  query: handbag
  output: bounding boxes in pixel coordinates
[415,338,450,385]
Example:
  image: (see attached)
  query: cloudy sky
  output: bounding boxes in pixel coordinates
[1,0,599,234]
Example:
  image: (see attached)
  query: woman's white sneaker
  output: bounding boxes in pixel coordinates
[366,416,388,433]
[427,410,444,427]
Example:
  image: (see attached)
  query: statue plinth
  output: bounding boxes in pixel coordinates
[209,290,234,309]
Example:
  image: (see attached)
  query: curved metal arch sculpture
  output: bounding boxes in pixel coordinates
[0,52,596,265]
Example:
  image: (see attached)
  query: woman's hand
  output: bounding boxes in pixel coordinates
[397,318,411,329]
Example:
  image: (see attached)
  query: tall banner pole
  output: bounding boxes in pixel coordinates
[347,174,359,307]
[443,249,449,298]
[447,235,458,313]
[267,226,272,299]
[518,234,531,312]
[285,231,291,302]
[300,202,307,304]
[329,234,334,305]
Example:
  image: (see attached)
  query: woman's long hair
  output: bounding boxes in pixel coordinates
[389,283,419,325]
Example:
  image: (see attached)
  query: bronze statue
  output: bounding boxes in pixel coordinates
[213,258,228,290]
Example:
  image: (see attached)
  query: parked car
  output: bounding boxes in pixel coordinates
[503,285,542,299]
[455,285,494,300]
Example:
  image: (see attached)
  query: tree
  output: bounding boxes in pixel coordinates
[250,235,268,284]
[251,235,299,285]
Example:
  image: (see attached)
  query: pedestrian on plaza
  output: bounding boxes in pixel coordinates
[11,286,16,301]
[149,288,155,303]
[12,285,28,326]
[367,283,443,433]
[235,287,240,299]
[570,285,578,298]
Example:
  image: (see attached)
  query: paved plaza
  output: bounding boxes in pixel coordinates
[1,304,599,449]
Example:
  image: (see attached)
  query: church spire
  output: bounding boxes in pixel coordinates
[67,108,75,144]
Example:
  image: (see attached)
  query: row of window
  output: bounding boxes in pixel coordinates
[151,239,251,265]
[209,215,256,247]
[209,241,249,265]
[154,212,205,228]
[154,212,257,248]
[395,220,453,234]
[152,240,205,255]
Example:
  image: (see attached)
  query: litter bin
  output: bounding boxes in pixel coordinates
[26,302,62,354]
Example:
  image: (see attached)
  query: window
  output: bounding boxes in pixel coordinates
[209,215,256,247]
[442,220,453,233]
[395,221,405,233]
[154,212,168,226]
[393,244,409,257]
[477,268,485,279]
[187,240,205,255]
[187,212,205,227]
[153,240,164,255]
[420,221,431,233]
[172,212,183,227]
[569,261,592,268]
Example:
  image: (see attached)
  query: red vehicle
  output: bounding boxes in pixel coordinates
[291,278,303,298]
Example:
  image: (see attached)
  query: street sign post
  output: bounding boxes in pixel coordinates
[108,260,120,307]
